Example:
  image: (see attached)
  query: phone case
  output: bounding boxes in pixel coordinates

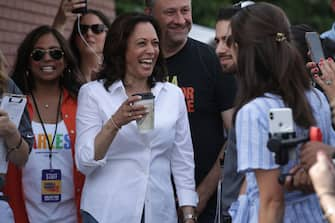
[72,0,87,14]
[305,32,325,63]
[268,108,296,161]
[268,108,294,135]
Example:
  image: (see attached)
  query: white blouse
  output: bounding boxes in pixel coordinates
[75,80,198,223]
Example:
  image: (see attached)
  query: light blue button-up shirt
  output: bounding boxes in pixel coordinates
[321,22,335,42]
[231,89,335,223]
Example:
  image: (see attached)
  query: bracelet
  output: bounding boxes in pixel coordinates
[110,116,121,130]
[6,135,23,161]
[323,207,335,220]
[183,213,197,223]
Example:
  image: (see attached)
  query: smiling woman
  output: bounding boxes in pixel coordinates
[6,25,85,223]
[75,12,198,223]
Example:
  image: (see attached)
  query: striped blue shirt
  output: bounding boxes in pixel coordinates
[230,89,335,223]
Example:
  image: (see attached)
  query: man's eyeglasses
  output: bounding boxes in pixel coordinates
[78,24,107,35]
[31,48,64,61]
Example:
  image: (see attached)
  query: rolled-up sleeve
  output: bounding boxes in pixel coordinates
[171,90,198,207]
[75,84,108,176]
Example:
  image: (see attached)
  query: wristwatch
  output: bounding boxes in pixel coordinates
[183,213,197,223]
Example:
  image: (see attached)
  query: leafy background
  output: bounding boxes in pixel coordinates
[115,0,334,33]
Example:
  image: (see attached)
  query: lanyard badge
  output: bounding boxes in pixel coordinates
[41,169,62,202]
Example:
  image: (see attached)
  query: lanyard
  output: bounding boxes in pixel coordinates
[31,90,62,169]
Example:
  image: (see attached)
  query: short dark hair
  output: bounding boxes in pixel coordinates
[69,9,111,67]
[216,7,240,22]
[98,12,167,90]
[11,25,83,96]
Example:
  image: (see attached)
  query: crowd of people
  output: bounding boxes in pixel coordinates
[1,0,335,223]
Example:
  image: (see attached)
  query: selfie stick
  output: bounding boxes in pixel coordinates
[267,126,322,184]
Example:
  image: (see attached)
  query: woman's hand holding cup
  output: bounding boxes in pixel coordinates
[111,95,148,129]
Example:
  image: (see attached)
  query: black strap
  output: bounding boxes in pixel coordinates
[31,89,62,169]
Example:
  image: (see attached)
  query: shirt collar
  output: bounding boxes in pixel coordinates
[106,79,168,100]
[105,80,124,96]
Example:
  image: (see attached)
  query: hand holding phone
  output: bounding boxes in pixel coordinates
[305,32,325,64]
[72,0,87,14]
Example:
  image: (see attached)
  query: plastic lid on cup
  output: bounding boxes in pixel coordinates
[132,92,155,100]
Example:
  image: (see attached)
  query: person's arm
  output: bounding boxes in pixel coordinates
[255,168,285,223]
[284,165,314,193]
[93,95,145,160]
[222,108,234,130]
[196,145,224,215]
[308,59,335,102]
[0,110,29,167]
[75,85,145,175]
[309,151,335,223]
[172,89,198,217]
[195,108,233,215]
[52,0,86,34]
[319,194,335,223]
[300,141,335,169]
[181,206,197,223]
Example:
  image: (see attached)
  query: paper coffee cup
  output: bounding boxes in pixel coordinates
[133,92,155,133]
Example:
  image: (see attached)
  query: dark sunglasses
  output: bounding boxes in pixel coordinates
[31,48,64,61]
[78,24,107,35]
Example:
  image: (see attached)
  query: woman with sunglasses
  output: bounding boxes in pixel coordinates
[0,49,33,223]
[53,1,111,82]
[6,25,85,223]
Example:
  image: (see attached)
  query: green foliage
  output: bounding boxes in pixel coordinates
[115,0,144,14]
[115,0,334,33]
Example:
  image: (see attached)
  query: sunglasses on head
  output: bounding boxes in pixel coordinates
[78,24,107,35]
[233,1,255,8]
[31,48,64,61]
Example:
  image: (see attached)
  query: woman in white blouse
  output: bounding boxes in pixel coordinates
[75,12,198,223]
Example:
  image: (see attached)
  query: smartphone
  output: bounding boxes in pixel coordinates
[72,0,87,14]
[268,108,294,136]
[268,108,296,161]
[305,31,325,63]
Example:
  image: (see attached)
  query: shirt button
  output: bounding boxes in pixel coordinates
[64,114,69,118]
[70,130,75,134]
